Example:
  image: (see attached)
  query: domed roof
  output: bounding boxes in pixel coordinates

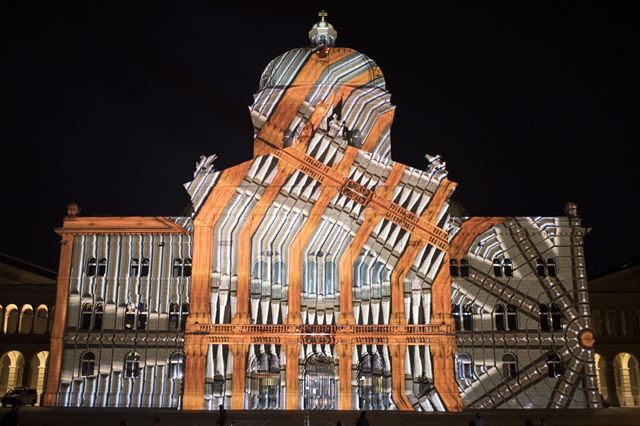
[258,47,386,91]
[257,11,386,92]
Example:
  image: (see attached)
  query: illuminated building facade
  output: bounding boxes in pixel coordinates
[44,13,601,410]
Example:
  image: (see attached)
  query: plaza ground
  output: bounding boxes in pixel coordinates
[7,407,640,426]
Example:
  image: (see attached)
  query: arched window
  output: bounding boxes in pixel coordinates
[460,259,470,277]
[86,257,97,277]
[539,304,550,331]
[124,304,136,330]
[137,303,148,330]
[272,260,285,286]
[547,354,563,378]
[506,304,518,331]
[97,258,107,277]
[536,258,546,277]
[303,353,336,410]
[502,354,517,379]
[621,309,635,336]
[168,303,180,331]
[124,352,140,378]
[354,260,366,289]
[356,353,390,410]
[503,259,513,277]
[33,305,49,334]
[606,308,619,336]
[94,303,104,330]
[19,305,33,334]
[457,353,474,380]
[462,304,474,331]
[592,309,603,336]
[547,258,557,277]
[324,261,337,295]
[493,258,503,277]
[551,303,562,331]
[80,352,96,377]
[81,303,93,330]
[452,304,461,332]
[4,305,19,334]
[169,353,184,379]
[246,351,281,409]
[252,260,266,281]
[129,258,139,277]
[183,258,192,277]
[495,304,505,331]
[173,258,183,277]
[449,259,459,277]
[304,260,316,294]
[181,303,189,331]
[140,258,150,277]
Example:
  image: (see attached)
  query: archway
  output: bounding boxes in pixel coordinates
[19,304,34,334]
[303,353,336,410]
[0,351,25,395]
[245,350,280,409]
[594,353,608,401]
[356,352,391,410]
[28,351,49,405]
[3,305,18,334]
[33,305,49,334]
[613,352,640,407]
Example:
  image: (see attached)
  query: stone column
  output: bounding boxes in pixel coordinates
[182,337,207,410]
[336,343,353,410]
[43,232,73,406]
[285,343,300,409]
[230,344,247,409]
[432,340,463,411]
[389,344,412,410]
[604,358,620,406]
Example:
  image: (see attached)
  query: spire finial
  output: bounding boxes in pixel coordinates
[309,10,337,47]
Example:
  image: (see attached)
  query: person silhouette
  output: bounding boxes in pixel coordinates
[356,411,369,426]
[216,404,228,426]
[1,405,20,426]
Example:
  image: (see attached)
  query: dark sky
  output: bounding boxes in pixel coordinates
[1,1,636,278]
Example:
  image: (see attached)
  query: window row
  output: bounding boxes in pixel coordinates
[79,351,184,379]
[452,257,559,279]
[1,304,50,335]
[80,302,189,331]
[452,303,563,332]
[592,308,640,337]
[449,259,470,277]
[457,353,563,380]
[86,257,192,278]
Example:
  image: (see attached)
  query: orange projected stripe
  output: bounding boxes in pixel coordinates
[235,162,294,324]
[259,137,450,251]
[183,160,254,410]
[254,48,355,157]
[429,217,503,412]
[390,178,457,325]
[338,162,405,325]
[286,147,359,324]
[361,107,395,152]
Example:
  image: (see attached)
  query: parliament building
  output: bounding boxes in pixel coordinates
[43,14,600,411]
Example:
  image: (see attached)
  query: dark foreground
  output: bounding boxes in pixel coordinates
[6,407,640,426]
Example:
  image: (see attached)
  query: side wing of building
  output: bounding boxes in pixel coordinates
[449,215,600,409]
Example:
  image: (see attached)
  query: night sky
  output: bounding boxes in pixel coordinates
[1,2,636,278]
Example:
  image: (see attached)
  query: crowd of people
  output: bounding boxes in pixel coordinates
[0,405,553,426]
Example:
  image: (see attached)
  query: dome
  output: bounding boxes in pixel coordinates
[257,11,385,91]
[258,47,386,91]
